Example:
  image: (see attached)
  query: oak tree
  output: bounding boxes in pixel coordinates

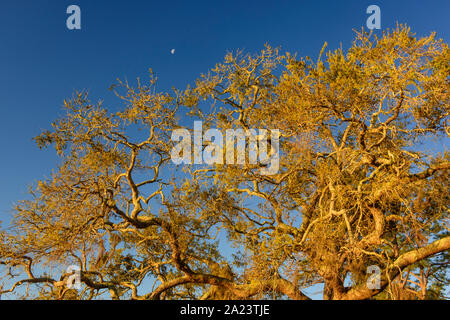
[1,25,449,300]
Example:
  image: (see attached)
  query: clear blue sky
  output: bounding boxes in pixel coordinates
[0,1,449,298]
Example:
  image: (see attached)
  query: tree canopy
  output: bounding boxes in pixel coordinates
[1,25,449,300]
